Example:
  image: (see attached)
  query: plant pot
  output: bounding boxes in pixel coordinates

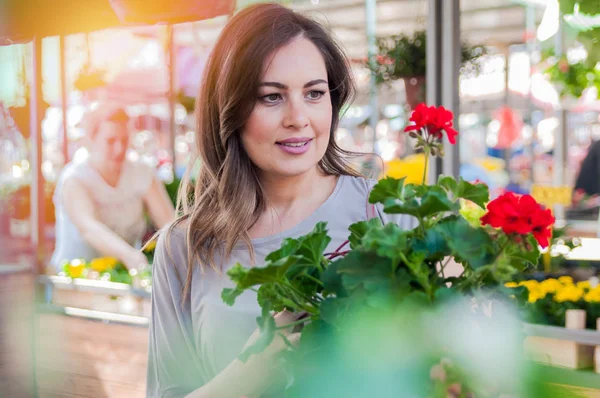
[403,76,426,111]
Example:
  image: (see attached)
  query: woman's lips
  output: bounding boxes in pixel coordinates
[276,138,313,155]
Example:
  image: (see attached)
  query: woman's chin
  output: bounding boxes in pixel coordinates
[264,163,321,179]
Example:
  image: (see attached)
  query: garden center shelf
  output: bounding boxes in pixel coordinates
[38,275,151,299]
[38,274,151,325]
[524,323,600,346]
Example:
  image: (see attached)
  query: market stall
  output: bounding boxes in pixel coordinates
[0,1,233,397]
[2,0,600,396]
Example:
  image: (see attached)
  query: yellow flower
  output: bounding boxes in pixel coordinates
[527,287,547,303]
[519,280,539,289]
[554,285,584,303]
[504,282,518,288]
[540,279,562,294]
[143,239,157,253]
[584,289,600,303]
[577,281,591,290]
[68,259,86,278]
[558,276,574,285]
[90,257,119,273]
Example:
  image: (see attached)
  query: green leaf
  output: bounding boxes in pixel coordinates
[383,185,457,218]
[437,175,457,193]
[361,222,410,263]
[403,252,431,294]
[265,238,301,263]
[239,304,276,362]
[321,260,347,296]
[348,218,382,249]
[295,222,331,266]
[413,226,451,261]
[222,287,245,306]
[505,235,541,271]
[368,176,407,204]
[320,296,358,326]
[257,284,300,312]
[437,218,497,269]
[455,179,489,209]
[334,250,396,296]
[227,263,249,285]
[227,256,300,290]
[434,287,460,304]
[438,175,489,208]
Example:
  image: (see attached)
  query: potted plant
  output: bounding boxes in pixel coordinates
[222,103,560,396]
[368,30,486,109]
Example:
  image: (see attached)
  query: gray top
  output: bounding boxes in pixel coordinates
[50,157,153,271]
[146,175,415,397]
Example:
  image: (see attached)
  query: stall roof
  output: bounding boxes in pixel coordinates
[0,0,234,44]
[174,0,544,60]
[298,0,545,58]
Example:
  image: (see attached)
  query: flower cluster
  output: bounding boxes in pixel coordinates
[90,257,119,273]
[481,192,555,248]
[505,276,599,304]
[404,103,459,149]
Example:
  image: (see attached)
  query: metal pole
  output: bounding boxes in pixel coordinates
[427,0,443,184]
[526,4,536,188]
[166,25,177,164]
[59,35,69,163]
[365,0,378,153]
[30,37,45,273]
[553,12,567,221]
[441,0,461,180]
[503,45,512,170]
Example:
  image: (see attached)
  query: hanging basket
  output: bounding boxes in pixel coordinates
[403,76,426,111]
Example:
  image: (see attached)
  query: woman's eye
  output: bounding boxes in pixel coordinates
[261,93,282,103]
[307,90,325,100]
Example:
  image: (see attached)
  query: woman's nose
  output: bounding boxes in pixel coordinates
[283,98,309,129]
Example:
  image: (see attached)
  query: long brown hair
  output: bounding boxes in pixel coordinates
[169,3,362,301]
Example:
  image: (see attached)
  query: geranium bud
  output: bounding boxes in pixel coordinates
[448,383,462,395]
[438,147,445,156]
[430,147,437,156]
[409,131,419,138]
[429,364,446,382]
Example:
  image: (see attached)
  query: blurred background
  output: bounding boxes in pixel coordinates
[1,0,600,397]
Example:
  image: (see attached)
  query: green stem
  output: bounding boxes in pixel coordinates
[422,148,430,186]
[277,332,296,350]
[417,215,426,237]
[276,317,313,331]
[439,257,452,279]
[285,283,321,312]
[303,273,324,287]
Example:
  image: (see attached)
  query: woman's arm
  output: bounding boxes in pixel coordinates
[144,177,176,229]
[61,178,147,269]
[149,228,299,397]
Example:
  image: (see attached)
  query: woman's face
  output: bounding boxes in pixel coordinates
[241,37,332,179]
[92,121,129,168]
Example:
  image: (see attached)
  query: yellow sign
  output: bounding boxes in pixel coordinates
[531,184,572,207]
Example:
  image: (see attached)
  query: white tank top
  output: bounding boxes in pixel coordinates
[50,157,154,270]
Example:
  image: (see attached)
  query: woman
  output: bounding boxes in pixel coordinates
[50,104,175,273]
[147,4,414,397]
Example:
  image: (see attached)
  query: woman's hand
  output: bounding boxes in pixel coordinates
[236,311,302,396]
[123,250,149,271]
[192,311,302,398]
[243,310,302,354]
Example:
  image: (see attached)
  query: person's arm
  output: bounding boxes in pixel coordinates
[148,228,300,398]
[61,178,147,269]
[143,177,176,229]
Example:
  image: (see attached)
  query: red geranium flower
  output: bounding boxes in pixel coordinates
[481,192,555,248]
[529,207,555,248]
[481,192,530,235]
[404,103,459,145]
